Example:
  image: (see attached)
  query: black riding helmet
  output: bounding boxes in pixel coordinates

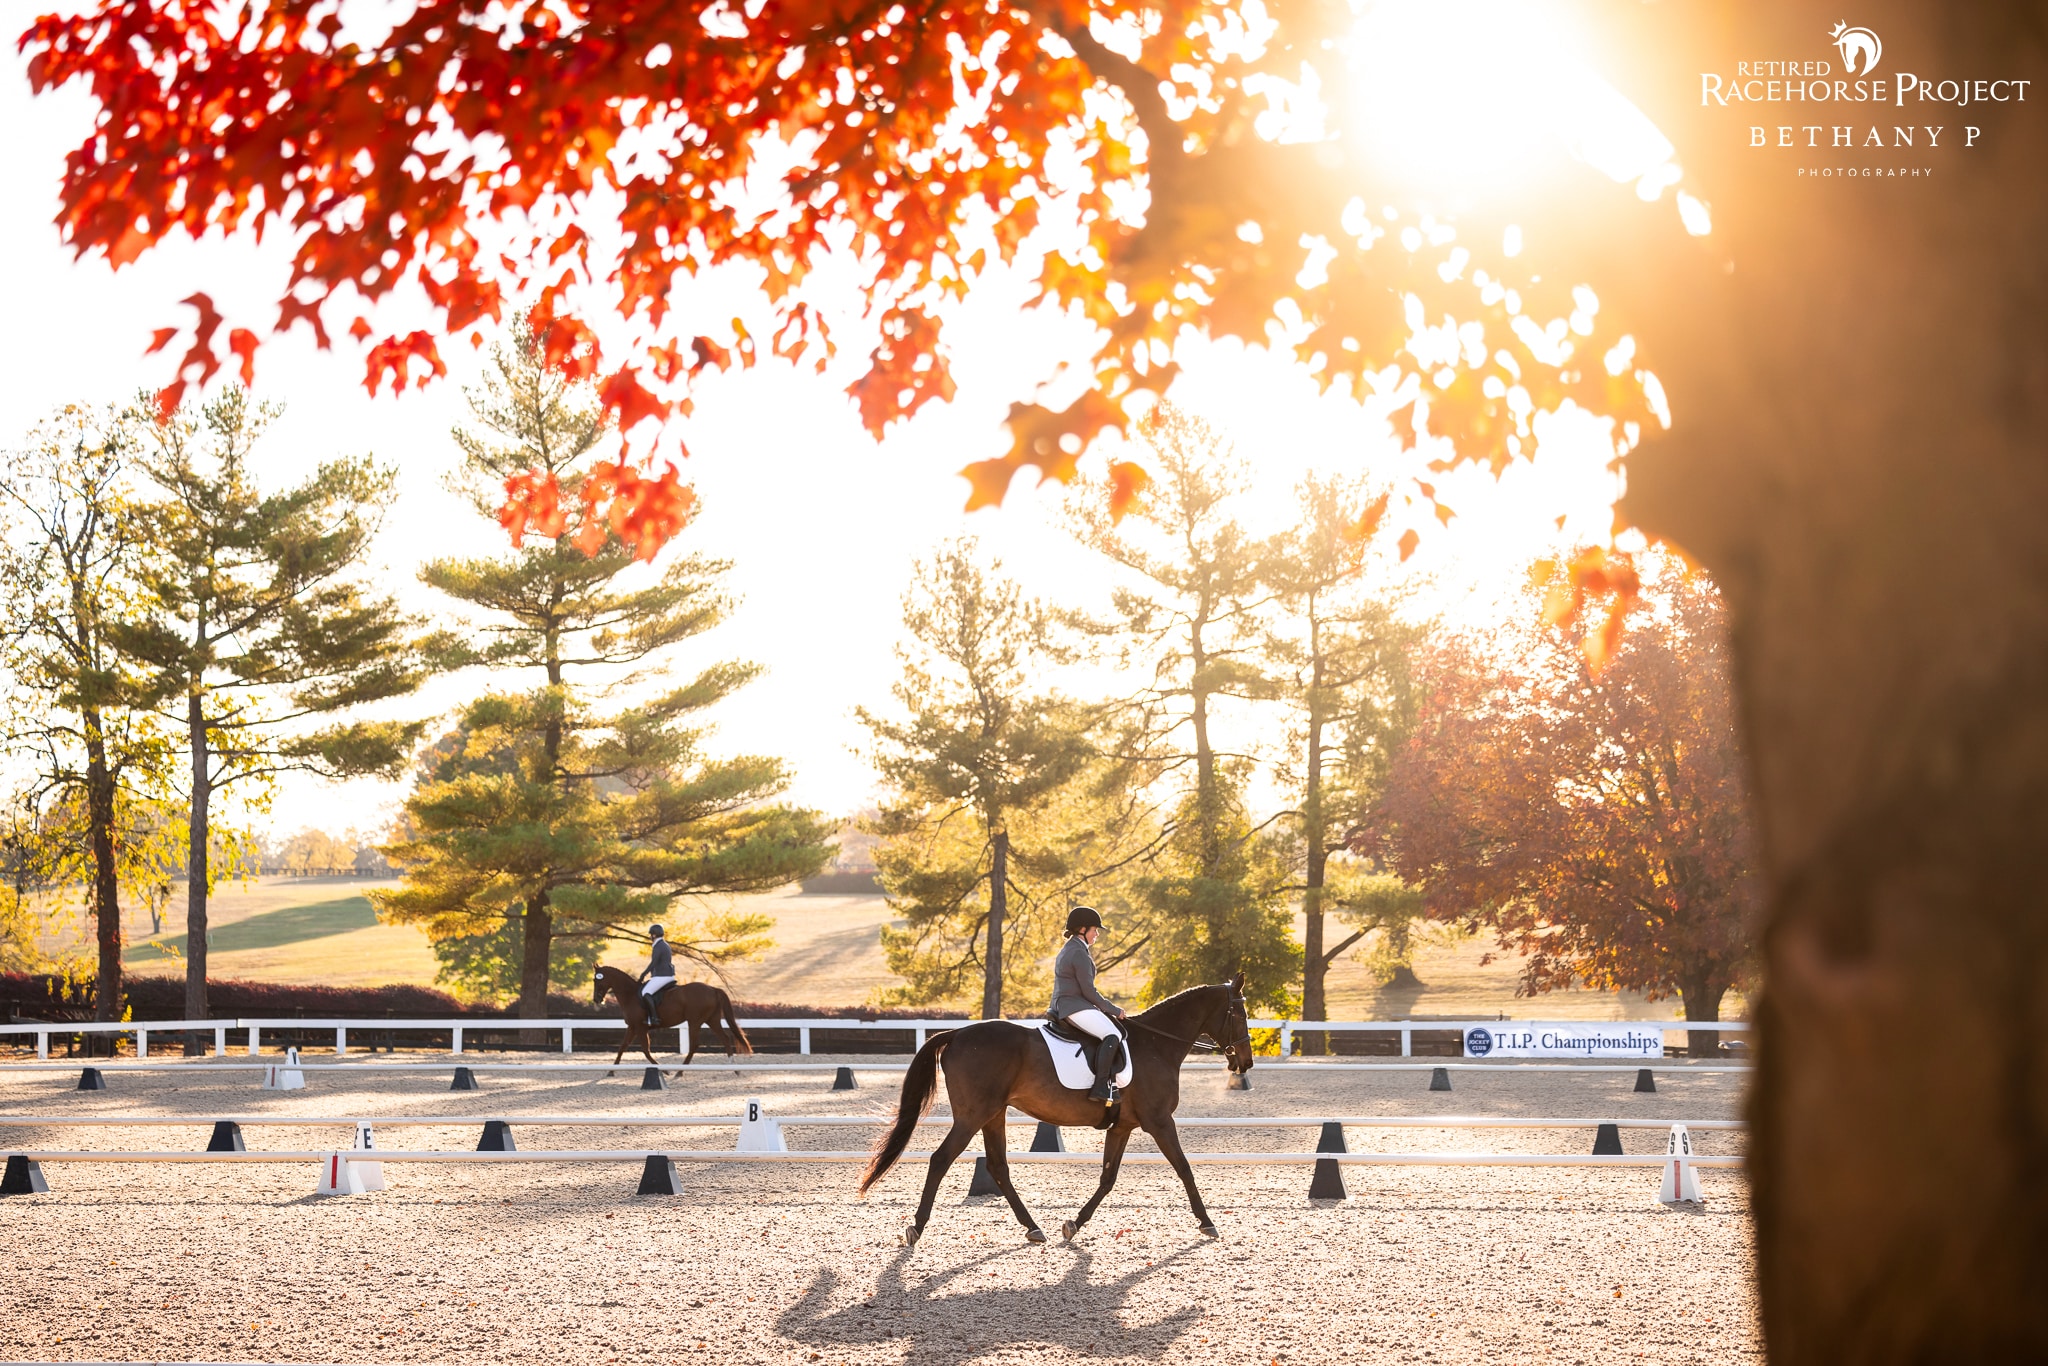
[1064,906,1103,937]
[649,925,665,939]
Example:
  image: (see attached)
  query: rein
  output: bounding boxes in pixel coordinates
[1124,1016,1225,1051]
[1124,986,1252,1056]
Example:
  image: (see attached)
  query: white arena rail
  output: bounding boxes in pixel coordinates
[0,1015,1752,1060]
[0,1112,1749,1131]
[2,1149,1743,1167]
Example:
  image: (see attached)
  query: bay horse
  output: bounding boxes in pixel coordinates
[592,965,753,1069]
[860,974,1254,1246]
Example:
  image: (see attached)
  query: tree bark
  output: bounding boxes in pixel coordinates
[519,891,553,1019]
[1301,684,1329,1054]
[1678,974,1725,1061]
[83,709,123,1023]
[983,828,1008,1020]
[183,690,209,1021]
[1589,6,2048,1357]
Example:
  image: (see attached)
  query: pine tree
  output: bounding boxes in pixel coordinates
[1067,404,1298,1009]
[377,328,830,1014]
[115,389,428,1018]
[860,541,1126,1017]
[1261,474,1420,1039]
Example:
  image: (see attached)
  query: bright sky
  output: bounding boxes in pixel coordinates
[0,0,1687,842]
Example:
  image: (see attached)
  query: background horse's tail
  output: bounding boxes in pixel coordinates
[717,988,753,1055]
[859,1028,954,1194]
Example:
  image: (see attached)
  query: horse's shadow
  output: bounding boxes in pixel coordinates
[776,1240,1207,1364]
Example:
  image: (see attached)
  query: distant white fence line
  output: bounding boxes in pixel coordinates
[0,1015,1751,1062]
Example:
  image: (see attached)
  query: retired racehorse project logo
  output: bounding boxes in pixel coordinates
[1831,23,1882,77]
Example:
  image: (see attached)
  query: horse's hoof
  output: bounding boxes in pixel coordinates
[1025,1227,1046,1244]
[1199,1223,1219,1238]
[901,1226,922,1248]
[1061,1220,1078,1241]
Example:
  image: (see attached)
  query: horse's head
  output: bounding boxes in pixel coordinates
[591,967,613,1006]
[1213,972,1255,1074]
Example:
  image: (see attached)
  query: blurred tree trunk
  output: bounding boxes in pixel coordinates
[1592,5,2048,1358]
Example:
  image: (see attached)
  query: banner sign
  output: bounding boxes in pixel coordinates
[1463,1023,1667,1059]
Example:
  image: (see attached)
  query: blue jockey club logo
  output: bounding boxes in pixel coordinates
[1464,1027,1495,1057]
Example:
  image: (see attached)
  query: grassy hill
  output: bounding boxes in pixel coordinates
[102,875,1726,1020]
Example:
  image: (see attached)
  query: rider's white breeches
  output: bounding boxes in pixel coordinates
[1064,1008,1118,1041]
[642,975,675,999]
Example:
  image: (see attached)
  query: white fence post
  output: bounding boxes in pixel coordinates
[336,1026,348,1057]
[561,1025,574,1055]
[135,1028,148,1059]
[915,1027,926,1049]
[1280,1021,1293,1058]
[37,1029,48,1060]
[452,1025,464,1056]
[1400,1025,1411,1058]
[214,1025,227,1057]
[249,1025,262,1056]
[798,1027,811,1054]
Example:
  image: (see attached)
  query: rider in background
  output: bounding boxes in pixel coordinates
[638,924,675,1023]
[1050,906,1127,1105]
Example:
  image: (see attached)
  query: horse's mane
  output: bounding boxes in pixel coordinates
[1133,982,1227,1017]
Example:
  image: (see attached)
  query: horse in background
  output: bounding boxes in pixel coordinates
[592,964,753,1070]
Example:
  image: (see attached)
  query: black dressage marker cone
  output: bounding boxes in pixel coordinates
[968,1156,1002,1196]
[1308,1121,1348,1200]
[636,1154,683,1195]
[831,1065,857,1091]
[1,1154,49,1195]
[1429,1066,1452,1092]
[640,1066,668,1091]
[1225,1069,1251,1092]
[477,1120,516,1152]
[77,1067,107,1091]
[1029,1121,1065,1153]
[206,1120,246,1153]
[450,1066,480,1091]
[1592,1122,1624,1156]
[1634,1068,1657,1094]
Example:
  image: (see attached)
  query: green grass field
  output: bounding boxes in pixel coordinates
[91,875,1725,1020]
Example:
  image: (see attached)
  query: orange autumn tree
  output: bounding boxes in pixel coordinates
[1370,552,1761,1055]
[21,0,1661,563]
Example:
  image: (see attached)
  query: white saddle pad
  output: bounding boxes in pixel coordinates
[1033,1021,1134,1090]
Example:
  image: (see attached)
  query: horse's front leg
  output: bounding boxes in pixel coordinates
[682,1019,698,1065]
[637,1013,662,1068]
[1062,1122,1134,1241]
[1149,1117,1218,1237]
[904,1118,978,1247]
[607,1018,629,1076]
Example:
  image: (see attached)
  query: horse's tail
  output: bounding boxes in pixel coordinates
[859,1028,955,1194]
[718,988,753,1056]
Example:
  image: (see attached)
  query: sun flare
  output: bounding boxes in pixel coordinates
[1346,0,1680,203]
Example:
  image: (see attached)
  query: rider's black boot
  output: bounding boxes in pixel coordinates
[1087,1035,1122,1105]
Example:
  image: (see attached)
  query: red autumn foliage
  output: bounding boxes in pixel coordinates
[1367,553,1760,1024]
[20,0,1661,559]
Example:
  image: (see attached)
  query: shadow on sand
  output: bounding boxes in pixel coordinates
[777,1241,1208,1363]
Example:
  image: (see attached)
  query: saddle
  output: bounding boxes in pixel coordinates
[1044,1013,1130,1080]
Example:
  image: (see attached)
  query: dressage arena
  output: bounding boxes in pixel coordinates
[0,1056,1757,1365]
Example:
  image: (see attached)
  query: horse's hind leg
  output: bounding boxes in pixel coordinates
[1150,1118,1219,1237]
[905,1118,978,1246]
[1062,1122,1134,1241]
[979,1120,1044,1243]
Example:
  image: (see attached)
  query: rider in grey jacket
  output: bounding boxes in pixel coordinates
[1049,907,1126,1104]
